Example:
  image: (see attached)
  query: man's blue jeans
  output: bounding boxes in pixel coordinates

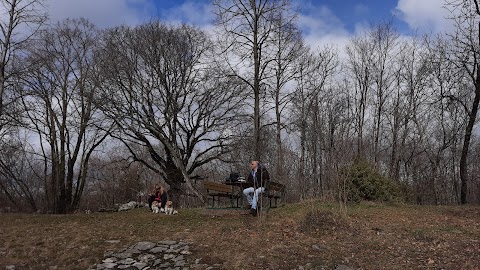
[243,187,265,210]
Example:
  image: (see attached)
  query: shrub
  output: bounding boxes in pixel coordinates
[340,159,402,203]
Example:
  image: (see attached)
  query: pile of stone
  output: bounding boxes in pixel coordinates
[117,201,140,212]
[90,240,222,270]
[98,201,144,213]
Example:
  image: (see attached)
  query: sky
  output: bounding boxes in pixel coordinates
[43,0,452,50]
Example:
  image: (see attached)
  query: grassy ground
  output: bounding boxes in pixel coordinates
[0,201,479,270]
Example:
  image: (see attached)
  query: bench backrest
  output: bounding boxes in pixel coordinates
[268,181,285,192]
[203,181,233,193]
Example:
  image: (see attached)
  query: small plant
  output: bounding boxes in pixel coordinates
[340,159,403,203]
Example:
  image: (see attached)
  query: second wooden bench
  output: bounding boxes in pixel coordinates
[203,181,240,208]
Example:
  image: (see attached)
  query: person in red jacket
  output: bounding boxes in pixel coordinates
[148,184,167,211]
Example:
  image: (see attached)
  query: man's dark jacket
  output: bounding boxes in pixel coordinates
[247,164,270,188]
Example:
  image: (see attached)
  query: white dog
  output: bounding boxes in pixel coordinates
[164,201,178,215]
[151,201,160,213]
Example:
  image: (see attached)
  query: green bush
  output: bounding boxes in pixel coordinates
[340,160,402,203]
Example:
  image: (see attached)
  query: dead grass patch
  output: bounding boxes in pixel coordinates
[299,209,352,235]
[0,203,479,270]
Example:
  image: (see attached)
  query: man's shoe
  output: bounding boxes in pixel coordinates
[250,208,257,217]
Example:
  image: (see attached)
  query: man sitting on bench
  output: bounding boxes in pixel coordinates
[243,160,270,216]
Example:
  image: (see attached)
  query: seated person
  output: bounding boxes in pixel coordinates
[147,184,167,211]
[243,160,270,216]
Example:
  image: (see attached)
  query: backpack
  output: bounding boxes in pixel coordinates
[225,172,240,183]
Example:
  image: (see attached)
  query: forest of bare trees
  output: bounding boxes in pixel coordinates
[1,0,479,213]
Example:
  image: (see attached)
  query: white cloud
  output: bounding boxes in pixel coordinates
[395,0,453,33]
[297,4,351,55]
[44,0,153,28]
[160,1,214,27]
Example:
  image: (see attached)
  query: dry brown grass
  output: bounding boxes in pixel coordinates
[0,202,479,270]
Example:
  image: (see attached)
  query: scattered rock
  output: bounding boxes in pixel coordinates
[89,240,217,270]
[91,240,352,270]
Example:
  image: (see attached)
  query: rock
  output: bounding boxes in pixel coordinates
[132,262,148,269]
[150,246,167,253]
[98,262,117,269]
[157,262,171,268]
[133,242,156,251]
[312,244,328,251]
[118,201,138,211]
[114,252,134,259]
[138,254,156,262]
[174,260,186,267]
[158,240,177,245]
[105,240,121,244]
[172,255,184,262]
[123,258,136,265]
[6,266,15,270]
[335,265,354,270]
[164,254,176,260]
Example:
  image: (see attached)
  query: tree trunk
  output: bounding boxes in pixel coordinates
[253,15,261,161]
[460,84,480,204]
[275,90,284,182]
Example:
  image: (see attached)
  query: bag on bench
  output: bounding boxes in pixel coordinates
[225,172,241,183]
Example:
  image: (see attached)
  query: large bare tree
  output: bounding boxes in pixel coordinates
[97,22,245,204]
[22,19,109,213]
[213,0,295,161]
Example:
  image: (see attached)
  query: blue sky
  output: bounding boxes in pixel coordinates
[43,0,452,49]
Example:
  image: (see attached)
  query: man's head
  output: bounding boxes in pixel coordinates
[250,160,259,170]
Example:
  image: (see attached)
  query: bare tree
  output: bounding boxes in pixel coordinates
[97,22,246,204]
[267,11,305,182]
[0,0,46,131]
[0,0,46,210]
[345,33,374,157]
[0,134,41,211]
[425,35,464,203]
[291,47,338,199]
[444,0,480,204]
[213,0,294,161]
[369,22,399,164]
[21,19,109,213]
[388,36,429,182]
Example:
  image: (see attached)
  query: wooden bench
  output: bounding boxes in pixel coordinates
[263,181,286,209]
[203,181,239,208]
